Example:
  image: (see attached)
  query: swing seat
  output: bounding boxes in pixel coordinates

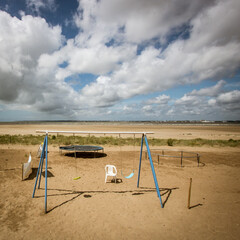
[121,170,135,179]
[105,165,117,183]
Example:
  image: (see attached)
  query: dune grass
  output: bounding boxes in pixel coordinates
[0,134,239,147]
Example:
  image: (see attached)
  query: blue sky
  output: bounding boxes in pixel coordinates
[0,0,240,121]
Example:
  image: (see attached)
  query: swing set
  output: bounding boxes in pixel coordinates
[119,134,136,179]
[33,130,163,213]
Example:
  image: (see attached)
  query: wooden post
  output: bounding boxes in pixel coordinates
[181,151,183,167]
[188,178,192,209]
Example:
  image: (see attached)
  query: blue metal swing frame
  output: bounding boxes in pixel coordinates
[137,134,163,208]
[32,132,163,213]
[32,133,48,213]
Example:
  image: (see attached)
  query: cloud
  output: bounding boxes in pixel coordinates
[207,90,240,119]
[217,90,240,104]
[70,0,240,109]
[173,81,228,117]
[0,11,63,106]
[187,0,240,50]
[137,81,240,120]
[0,0,240,120]
[213,90,240,111]
[189,80,226,97]
[66,43,136,75]
[92,0,216,43]
[74,0,216,45]
[146,94,170,105]
[175,95,199,105]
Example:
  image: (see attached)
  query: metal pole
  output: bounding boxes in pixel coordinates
[38,146,45,189]
[144,135,163,208]
[32,136,46,198]
[45,133,48,213]
[137,134,144,188]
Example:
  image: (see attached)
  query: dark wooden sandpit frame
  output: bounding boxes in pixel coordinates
[145,149,201,167]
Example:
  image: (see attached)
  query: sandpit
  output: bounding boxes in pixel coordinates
[0,123,240,240]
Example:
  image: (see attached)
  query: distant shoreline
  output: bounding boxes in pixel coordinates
[0,120,240,125]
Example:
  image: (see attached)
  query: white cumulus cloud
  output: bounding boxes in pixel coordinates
[0,0,240,120]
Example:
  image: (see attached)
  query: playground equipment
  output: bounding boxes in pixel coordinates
[121,170,135,179]
[33,130,163,213]
[59,145,104,158]
[59,145,104,152]
[120,134,136,179]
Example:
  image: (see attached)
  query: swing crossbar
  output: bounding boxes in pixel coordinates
[36,130,154,135]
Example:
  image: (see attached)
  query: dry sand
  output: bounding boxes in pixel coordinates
[0,123,240,240]
[1,122,240,139]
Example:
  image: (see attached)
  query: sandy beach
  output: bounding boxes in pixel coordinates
[1,122,240,139]
[0,123,240,240]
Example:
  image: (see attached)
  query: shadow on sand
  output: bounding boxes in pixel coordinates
[34,186,178,213]
[25,168,54,180]
[64,152,107,158]
[189,203,203,209]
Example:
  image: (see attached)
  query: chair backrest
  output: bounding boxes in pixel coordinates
[105,165,117,174]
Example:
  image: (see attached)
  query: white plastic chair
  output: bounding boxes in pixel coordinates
[105,165,117,183]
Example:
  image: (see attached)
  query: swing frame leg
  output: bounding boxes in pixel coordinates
[137,134,144,188]
[32,133,48,213]
[32,136,46,198]
[137,134,163,208]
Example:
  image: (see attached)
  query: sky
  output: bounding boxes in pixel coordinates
[0,0,240,121]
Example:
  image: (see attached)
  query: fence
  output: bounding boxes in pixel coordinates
[145,149,200,167]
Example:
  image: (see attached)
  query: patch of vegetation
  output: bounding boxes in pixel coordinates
[167,138,174,146]
[0,134,239,147]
